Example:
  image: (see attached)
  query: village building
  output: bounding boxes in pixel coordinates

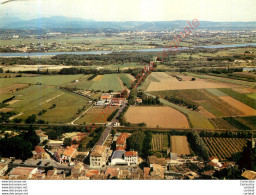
[35,130,48,143]
[116,133,130,149]
[33,146,47,160]
[0,163,8,176]
[90,145,109,168]
[9,167,38,180]
[135,97,143,104]
[124,151,138,166]
[111,150,127,166]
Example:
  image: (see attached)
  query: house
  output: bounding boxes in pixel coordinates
[116,133,130,149]
[62,146,76,163]
[35,130,48,143]
[100,93,112,104]
[71,162,84,175]
[111,98,125,106]
[33,146,47,159]
[9,167,38,180]
[135,97,142,104]
[111,150,127,166]
[0,163,8,176]
[95,100,106,106]
[208,157,223,169]
[124,151,138,166]
[90,145,109,168]
[105,167,119,179]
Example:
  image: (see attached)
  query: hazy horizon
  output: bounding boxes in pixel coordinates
[0,0,256,22]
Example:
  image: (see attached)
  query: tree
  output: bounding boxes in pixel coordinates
[63,138,72,147]
[25,114,36,124]
[127,130,145,155]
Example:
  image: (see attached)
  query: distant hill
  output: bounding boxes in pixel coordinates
[0,16,255,31]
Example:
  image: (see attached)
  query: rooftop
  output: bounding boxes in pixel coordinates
[63,146,76,157]
[91,145,107,157]
[35,146,45,154]
[125,151,137,157]
[112,150,125,159]
[10,167,36,176]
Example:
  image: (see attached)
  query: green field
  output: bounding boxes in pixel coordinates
[219,88,256,109]
[119,74,133,88]
[9,85,63,113]
[89,74,123,91]
[67,75,93,90]
[15,90,90,124]
[186,72,255,87]
[246,93,256,100]
[206,88,227,97]
[0,75,83,88]
[0,94,14,103]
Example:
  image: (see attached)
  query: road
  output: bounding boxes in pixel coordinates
[96,102,127,146]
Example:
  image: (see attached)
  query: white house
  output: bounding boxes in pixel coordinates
[124,151,138,166]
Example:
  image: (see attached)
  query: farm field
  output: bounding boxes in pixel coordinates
[219,96,256,116]
[146,79,231,91]
[150,72,177,82]
[75,106,117,124]
[218,88,256,109]
[9,85,63,113]
[15,91,91,124]
[171,136,191,155]
[0,75,83,87]
[119,74,134,88]
[202,137,247,160]
[186,72,256,87]
[67,75,93,90]
[89,74,123,92]
[124,106,190,128]
[148,95,215,129]
[0,83,29,95]
[246,93,256,100]
[151,134,169,151]
[150,89,244,117]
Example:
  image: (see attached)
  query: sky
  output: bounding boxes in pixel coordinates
[0,0,255,22]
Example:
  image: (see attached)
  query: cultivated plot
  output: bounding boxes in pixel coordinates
[125,106,190,128]
[171,136,191,155]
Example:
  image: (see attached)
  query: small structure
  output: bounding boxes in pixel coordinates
[208,157,223,170]
[135,97,142,104]
[116,133,130,149]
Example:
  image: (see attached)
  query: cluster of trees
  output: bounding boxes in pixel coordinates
[46,126,86,140]
[117,106,129,125]
[0,127,40,160]
[126,130,152,158]
[165,96,199,111]
[38,109,47,116]
[107,109,118,122]
[140,96,160,105]
[85,127,104,149]
[187,130,209,160]
[0,112,16,123]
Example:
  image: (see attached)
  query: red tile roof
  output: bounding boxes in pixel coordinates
[144,167,151,176]
[10,167,36,176]
[63,146,76,157]
[35,146,45,154]
[125,151,137,157]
